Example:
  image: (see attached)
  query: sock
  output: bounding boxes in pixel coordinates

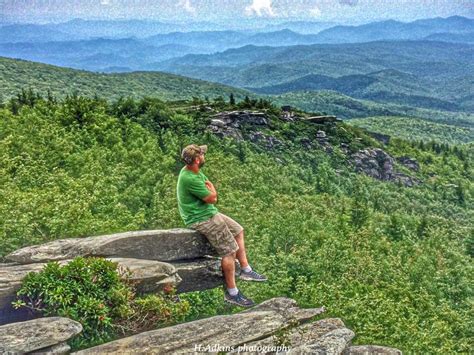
[227,287,238,296]
[242,265,252,273]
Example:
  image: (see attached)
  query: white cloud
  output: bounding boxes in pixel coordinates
[178,0,196,14]
[309,6,321,17]
[100,0,110,5]
[245,0,276,17]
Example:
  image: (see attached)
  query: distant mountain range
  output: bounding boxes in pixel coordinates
[0,16,472,73]
[153,40,474,113]
[312,15,473,43]
[0,38,205,71]
[0,18,337,43]
[1,16,472,124]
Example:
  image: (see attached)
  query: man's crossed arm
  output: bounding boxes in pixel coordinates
[203,180,218,204]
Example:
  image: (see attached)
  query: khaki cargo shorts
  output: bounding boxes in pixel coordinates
[190,212,242,257]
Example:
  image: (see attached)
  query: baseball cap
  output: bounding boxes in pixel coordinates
[181,144,208,165]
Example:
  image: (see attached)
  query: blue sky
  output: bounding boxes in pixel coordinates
[1,0,473,24]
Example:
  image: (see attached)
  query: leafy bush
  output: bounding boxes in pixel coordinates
[12,257,190,350]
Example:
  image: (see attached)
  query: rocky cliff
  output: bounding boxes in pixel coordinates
[1,298,402,355]
[1,229,225,325]
[1,229,403,354]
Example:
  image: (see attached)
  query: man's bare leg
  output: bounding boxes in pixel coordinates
[221,252,237,289]
[234,229,267,282]
[222,250,255,307]
[235,230,249,269]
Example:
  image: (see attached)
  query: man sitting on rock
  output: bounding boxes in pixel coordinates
[176,144,267,307]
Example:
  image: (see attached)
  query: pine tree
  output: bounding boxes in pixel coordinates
[237,141,246,162]
[8,98,19,115]
[244,95,251,107]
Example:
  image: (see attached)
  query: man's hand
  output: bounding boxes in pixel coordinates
[205,180,216,193]
[203,180,218,204]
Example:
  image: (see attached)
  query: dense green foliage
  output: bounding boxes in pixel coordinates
[13,257,190,350]
[0,56,252,102]
[1,93,472,353]
[348,116,474,145]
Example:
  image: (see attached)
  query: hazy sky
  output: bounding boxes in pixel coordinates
[1,0,473,24]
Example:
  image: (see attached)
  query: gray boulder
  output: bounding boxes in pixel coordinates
[289,327,355,354]
[30,342,72,354]
[0,317,82,354]
[5,229,217,264]
[344,345,403,354]
[74,311,292,354]
[241,297,325,322]
[170,257,225,293]
[210,111,268,127]
[248,131,284,150]
[396,156,420,172]
[351,148,395,181]
[208,110,268,140]
[237,318,345,354]
[73,297,325,354]
[351,148,421,187]
[314,130,333,153]
[316,130,327,138]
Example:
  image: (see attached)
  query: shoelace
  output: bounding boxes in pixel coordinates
[245,270,265,279]
[235,292,251,303]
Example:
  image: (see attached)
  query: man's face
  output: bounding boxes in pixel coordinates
[197,153,205,168]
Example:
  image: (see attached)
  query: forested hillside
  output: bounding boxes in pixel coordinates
[0,90,472,353]
[348,116,474,145]
[272,90,474,129]
[0,56,252,102]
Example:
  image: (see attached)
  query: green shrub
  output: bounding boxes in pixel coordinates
[13,257,133,346]
[12,257,190,350]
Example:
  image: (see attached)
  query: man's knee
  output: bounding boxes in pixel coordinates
[222,251,236,260]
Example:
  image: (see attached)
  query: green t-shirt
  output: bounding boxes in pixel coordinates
[177,167,218,226]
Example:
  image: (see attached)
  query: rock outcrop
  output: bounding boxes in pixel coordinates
[396,156,420,172]
[0,298,402,355]
[304,115,341,124]
[351,148,421,187]
[70,297,401,355]
[208,111,268,140]
[248,131,284,150]
[171,258,225,293]
[1,228,403,354]
[0,317,82,354]
[5,229,216,264]
[1,229,226,325]
[73,298,324,354]
[316,130,333,153]
[344,345,402,354]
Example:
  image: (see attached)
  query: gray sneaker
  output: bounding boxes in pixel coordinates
[239,269,268,282]
[224,290,255,308]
